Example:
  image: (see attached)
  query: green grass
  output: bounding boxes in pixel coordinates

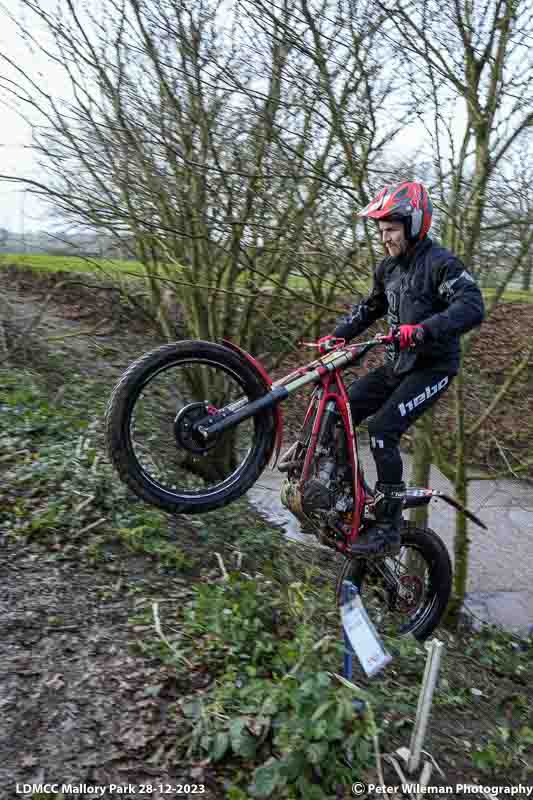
[0,252,321,294]
[0,253,299,290]
[0,252,148,276]
[3,252,533,304]
[482,287,533,304]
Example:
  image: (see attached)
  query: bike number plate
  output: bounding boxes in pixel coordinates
[341,595,392,677]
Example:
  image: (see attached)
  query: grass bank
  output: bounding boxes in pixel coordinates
[3,252,533,305]
[1,251,148,276]
[1,304,532,795]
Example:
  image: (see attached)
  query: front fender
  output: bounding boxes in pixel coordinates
[221,339,284,467]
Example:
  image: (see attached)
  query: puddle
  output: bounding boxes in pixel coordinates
[248,456,533,636]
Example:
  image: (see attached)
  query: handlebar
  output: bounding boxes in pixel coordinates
[301,331,398,352]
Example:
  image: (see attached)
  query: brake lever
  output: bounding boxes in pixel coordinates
[300,337,346,352]
[374,333,397,345]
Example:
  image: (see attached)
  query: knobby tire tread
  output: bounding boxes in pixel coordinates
[105,341,276,514]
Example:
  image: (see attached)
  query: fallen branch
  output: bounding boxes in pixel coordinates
[214,552,229,581]
[78,517,107,535]
[73,494,96,515]
[152,601,193,667]
[45,320,114,340]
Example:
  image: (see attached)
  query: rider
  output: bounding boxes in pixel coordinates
[325,181,485,556]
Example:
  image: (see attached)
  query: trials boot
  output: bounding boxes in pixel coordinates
[350,482,405,557]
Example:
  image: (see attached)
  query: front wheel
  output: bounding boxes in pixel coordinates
[336,522,452,641]
[105,341,276,514]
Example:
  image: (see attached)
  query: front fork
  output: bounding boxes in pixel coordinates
[300,383,368,549]
[301,396,338,481]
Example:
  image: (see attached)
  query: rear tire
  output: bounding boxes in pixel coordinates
[336,522,452,641]
[105,340,276,514]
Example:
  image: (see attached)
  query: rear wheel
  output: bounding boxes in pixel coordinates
[336,522,452,641]
[105,341,276,513]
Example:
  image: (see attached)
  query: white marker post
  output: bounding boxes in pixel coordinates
[407,638,444,774]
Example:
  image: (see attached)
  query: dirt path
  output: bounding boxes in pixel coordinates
[0,271,222,798]
[0,537,209,797]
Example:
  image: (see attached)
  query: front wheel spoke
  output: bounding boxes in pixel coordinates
[366,547,429,619]
[127,359,255,496]
[373,562,401,592]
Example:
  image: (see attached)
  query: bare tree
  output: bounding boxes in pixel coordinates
[0,0,409,359]
[381,0,533,619]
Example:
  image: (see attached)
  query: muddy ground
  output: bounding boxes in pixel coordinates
[1,267,532,800]
[0,269,221,798]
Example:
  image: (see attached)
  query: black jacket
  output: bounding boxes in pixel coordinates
[334,237,485,374]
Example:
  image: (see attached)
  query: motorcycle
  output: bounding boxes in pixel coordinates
[105,334,486,640]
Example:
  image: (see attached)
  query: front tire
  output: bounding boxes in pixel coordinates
[336,522,452,641]
[105,341,276,514]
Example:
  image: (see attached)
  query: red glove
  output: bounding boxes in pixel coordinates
[398,324,426,351]
[318,335,337,354]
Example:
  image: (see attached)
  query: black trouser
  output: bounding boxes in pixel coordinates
[348,363,455,484]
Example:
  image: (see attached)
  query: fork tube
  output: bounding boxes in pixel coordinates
[335,372,365,536]
[301,377,332,480]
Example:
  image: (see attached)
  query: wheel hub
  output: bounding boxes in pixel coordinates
[174,402,219,454]
[395,574,424,613]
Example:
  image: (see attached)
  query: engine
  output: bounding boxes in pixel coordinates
[280,452,354,538]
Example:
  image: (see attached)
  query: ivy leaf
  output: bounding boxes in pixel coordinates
[310,700,333,721]
[280,751,307,781]
[315,671,331,688]
[229,717,257,759]
[233,729,257,759]
[299,679,314,696]
[249,761,281,798]
[307,741,328,765]
[212,732,230,761]
[311,719,328,740]
[229,716,248,743]
[262,696,279,715]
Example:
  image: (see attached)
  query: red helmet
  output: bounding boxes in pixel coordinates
[358,181,433,242]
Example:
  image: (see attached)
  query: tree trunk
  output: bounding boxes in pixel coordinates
[408,412,433,528]
[521,257,532,292]
[445,372,469,626]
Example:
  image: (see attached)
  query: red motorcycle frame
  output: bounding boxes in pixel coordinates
[281,342,368,547]
[106,332,488,639]
[212,333,486,554]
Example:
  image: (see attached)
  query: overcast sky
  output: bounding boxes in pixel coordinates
[0,0,467,235]
[0,0,67,232]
